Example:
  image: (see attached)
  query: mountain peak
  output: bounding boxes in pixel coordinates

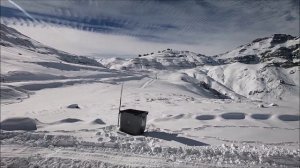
[137,49,206,59]
[217,34,299,67]
[251,34,295,44]
[100,49,216,70]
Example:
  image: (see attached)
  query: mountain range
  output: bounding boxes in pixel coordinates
[1,24,299,102]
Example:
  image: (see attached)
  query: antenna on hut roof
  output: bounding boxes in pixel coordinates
[117,83,124,127]
[117,82,149,135]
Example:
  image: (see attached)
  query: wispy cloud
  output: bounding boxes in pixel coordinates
[7,0,36,21]
[0,0,299,57]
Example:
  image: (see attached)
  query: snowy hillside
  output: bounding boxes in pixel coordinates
[202,63,299,101]
[0,24,139,104]
[1,25,299,167]
[98,49,217,70]
[1,24,103,67]
[99,37,299,102]
[216,34,299,67]
[99,34,299,71]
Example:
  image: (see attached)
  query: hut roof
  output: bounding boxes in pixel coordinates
[120,109,148,115]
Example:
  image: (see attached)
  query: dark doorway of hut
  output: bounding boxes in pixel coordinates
[117,83,148,135]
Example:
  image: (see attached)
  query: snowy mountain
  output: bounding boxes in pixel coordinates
[5,22,296,75]
[99,34,299,71]
[98,49,217,70]
[216,34,299,67]
[1,24,299,168]
[98,35,299,101]
[0,24,137,103]
[1,24,103,67]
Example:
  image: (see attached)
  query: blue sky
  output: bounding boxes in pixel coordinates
[1,0,299,57]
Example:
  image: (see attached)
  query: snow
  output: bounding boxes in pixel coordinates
[1,126,299,167]
[1,24,299,167]
[1,78,299,167]
[98,49,216,70]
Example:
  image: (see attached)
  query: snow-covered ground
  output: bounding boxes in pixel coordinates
[1,77,299,167]
[1,24,299,167]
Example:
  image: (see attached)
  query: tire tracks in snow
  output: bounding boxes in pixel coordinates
[1,130,299,167]
[203,136,300,146]
[0,144,195,168]
[140,77,156,89]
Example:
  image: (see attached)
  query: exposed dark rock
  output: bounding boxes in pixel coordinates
[218,34,299,68]
[252,37,269,43]
[67,104,80,109]
[270,34,295,45]
[239,48,247,53]
[218,55,260,64]
[262,47,293,61]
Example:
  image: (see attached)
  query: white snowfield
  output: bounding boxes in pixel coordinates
[1,24,299,168]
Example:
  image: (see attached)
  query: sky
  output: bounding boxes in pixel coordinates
[0,0,299,58]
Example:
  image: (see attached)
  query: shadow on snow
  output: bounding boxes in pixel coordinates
[144,131,209,146]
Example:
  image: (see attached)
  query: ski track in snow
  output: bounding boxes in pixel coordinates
[1,145,182,168]
[140,77,156,89]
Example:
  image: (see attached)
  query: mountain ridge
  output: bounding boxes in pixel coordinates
[215,34,299,68]
[0,24,103,67]
[1,24,299,102]
[97,33,299,101]
[98,34,299,70]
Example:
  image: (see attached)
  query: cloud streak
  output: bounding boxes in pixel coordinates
[7,0,36,21]
[0,0,299,57]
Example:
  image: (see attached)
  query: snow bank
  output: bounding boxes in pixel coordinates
[1,127,299,167]
[0,85,28,101]
[92,118,106,125]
